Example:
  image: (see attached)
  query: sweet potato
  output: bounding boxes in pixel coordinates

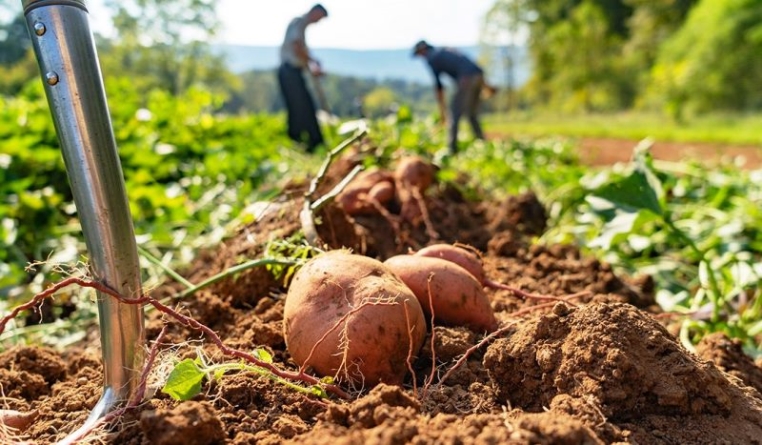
[394,155,435,191]
[283,250,427,386]
[414,243,581,304]
[367,180,395,204]
[414,243,486,285]
[0,409,38,432]
[336,168,395,215]
[394,156,438,239]
[383,255,498,333]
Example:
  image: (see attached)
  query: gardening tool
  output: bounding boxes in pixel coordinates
[22,0,145,434]
[307,60,331,115]
[311,72,331,114]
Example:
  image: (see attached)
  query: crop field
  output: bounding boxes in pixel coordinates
[2,82,762,443]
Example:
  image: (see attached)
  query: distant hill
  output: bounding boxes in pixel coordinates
[213,44,530,87]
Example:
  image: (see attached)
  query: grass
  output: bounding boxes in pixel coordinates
[484,111,762,146]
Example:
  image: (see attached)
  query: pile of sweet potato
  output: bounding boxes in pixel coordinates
[335,155,436,230]
[283,244,498,388]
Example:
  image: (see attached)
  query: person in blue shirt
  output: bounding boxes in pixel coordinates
[413,40,489,154]
[278,4,328,152]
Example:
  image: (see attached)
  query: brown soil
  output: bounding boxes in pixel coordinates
[3,149,762,444]
[575,137,762,169]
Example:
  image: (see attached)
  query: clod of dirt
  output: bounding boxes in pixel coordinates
[0,347,68,401]
[484,302,762,443]
[696,332,762,397]
[420,326,477,362]
[0,346,67,384]
[305,384,602,444]
[322,384,421,429]
[486,191,548,236]
[140,401,226,445]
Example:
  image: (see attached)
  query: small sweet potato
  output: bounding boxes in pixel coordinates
[415,243,486,285]
[283,250,427,386]
[394,156,435,191]
[336,169,395,215]
[0,409,38,432]
[368,180,395,204]
[394,156,437,233]
[384,255,498,333]
[414,243,579,304]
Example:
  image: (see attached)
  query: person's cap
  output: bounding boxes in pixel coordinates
[311,3,328,16]
[412,40,431,57]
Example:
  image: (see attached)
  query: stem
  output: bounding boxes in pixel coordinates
[305,129,367,201]
[301,129,367,245]
[310,165,363,212]
[206,362,324,397]
[138,245,194,289]
[662,217,723,321]
[1,277,350,399]
[173,258,300,300]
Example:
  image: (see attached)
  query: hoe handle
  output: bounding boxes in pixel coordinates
[22,0,145,427]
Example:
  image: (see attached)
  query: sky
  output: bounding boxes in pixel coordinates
[86,0,496,50]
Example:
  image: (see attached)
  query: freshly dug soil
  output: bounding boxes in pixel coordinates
[2,153,762,445]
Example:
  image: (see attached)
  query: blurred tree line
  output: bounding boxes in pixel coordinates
[5,0,757,120]
[0,0,434,118]
[485,0,762,119]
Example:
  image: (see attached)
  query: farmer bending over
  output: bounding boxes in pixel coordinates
[413,40,491,154]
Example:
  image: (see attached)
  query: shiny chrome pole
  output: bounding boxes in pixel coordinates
[22,0,145,429]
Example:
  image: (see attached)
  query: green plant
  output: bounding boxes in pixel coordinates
[548,140,762,355]
[162,349,331,400]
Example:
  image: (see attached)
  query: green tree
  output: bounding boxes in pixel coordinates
[0,8,29,66]
[621,0,697,108]
[486,0,636,110]
[0,1,38,95]
[647,0,762,117]
[362,87,398,118]
[100,0,234,96]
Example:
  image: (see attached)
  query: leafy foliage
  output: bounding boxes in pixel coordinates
[647,0,762,117]
[541,142,762,354]
[0,78,303,303]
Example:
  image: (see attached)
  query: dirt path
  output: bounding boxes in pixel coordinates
[573,137,762,169]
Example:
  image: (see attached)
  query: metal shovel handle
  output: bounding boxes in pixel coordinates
[22,0,145,427]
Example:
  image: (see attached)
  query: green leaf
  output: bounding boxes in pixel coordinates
[162,359,205,401]
[589,210,660,250]
[310,385,328,398]
[253,348,273,364]
[698,260,711,290]
[592,169,663,216]
[747,319,762,337]
[633,138,664,205]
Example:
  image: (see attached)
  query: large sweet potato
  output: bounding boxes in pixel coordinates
[383,255,498,333]
[283,251,427,386]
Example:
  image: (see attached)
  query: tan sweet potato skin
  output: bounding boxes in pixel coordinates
[336,169,395,215]
[368,180,395,203]
[414,244,486,285]
[283,251,427,386]
[394,156,435,191]
[384,255,498,333]
[394,156,435,224]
